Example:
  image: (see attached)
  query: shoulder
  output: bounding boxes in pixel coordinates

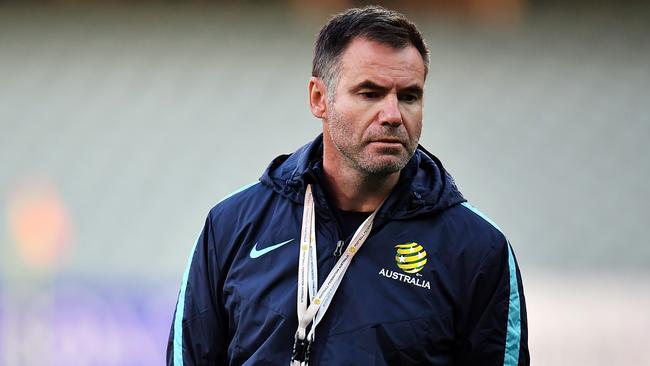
[436,201,510,263]
[207,181,269,220]
[458,202,505,234]
[198,181,273,266]
[204,181,281,236]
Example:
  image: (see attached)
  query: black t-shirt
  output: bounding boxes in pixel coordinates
[311,162,373,246]
[334,209,372,240]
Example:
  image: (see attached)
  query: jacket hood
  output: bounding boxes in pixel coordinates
[259,134,465,220]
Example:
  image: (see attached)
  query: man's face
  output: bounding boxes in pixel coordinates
[324,37,425,177]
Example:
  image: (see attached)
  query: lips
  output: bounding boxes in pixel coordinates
[370,138,404,145]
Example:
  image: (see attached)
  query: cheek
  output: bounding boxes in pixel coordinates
[328,109,356,141]
[402,108,423,135]
[400,103,422,118]
[334,109,369,135]
[407,123,422,146]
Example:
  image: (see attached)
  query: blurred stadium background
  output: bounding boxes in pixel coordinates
[1,0,648,365]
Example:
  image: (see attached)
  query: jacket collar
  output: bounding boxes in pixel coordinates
[260,134,465,219]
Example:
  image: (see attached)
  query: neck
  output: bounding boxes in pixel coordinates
[322,160,399,212]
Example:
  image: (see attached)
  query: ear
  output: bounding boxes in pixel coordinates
[308,77,328,119]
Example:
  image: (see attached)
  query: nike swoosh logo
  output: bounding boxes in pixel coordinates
[249,238,295,259]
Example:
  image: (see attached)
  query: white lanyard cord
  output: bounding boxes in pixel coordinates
[291,184,384,365]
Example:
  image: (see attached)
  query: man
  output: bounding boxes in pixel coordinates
[168,6,529,366]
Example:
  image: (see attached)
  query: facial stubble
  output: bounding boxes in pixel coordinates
[326,105,419,178]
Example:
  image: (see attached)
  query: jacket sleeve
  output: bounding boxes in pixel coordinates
[167,214,230,366]
[456,238,530,366]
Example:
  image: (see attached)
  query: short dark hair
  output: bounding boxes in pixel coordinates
[312,6,429,100]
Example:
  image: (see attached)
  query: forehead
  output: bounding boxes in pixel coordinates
[337,37,426,87]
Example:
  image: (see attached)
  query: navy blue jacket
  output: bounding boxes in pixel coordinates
[168,135,529,365]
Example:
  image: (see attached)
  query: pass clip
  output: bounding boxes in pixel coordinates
[291,337,312,364]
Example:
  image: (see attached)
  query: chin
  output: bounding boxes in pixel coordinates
[358,155,409,176]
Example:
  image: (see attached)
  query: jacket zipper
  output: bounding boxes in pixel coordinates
[333,240,345,257]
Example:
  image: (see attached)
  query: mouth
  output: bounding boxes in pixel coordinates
[370,138,404,146]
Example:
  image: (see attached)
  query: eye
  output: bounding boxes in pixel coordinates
[360,91,379,99]
[399,94,419,103]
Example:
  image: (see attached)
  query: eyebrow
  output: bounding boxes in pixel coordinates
[401,85,424,98]
[352,80,386,92]
[351,80,423,98]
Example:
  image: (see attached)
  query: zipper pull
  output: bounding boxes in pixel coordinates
[333,240,345,257]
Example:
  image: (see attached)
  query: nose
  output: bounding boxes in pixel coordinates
[379,94,402,127]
